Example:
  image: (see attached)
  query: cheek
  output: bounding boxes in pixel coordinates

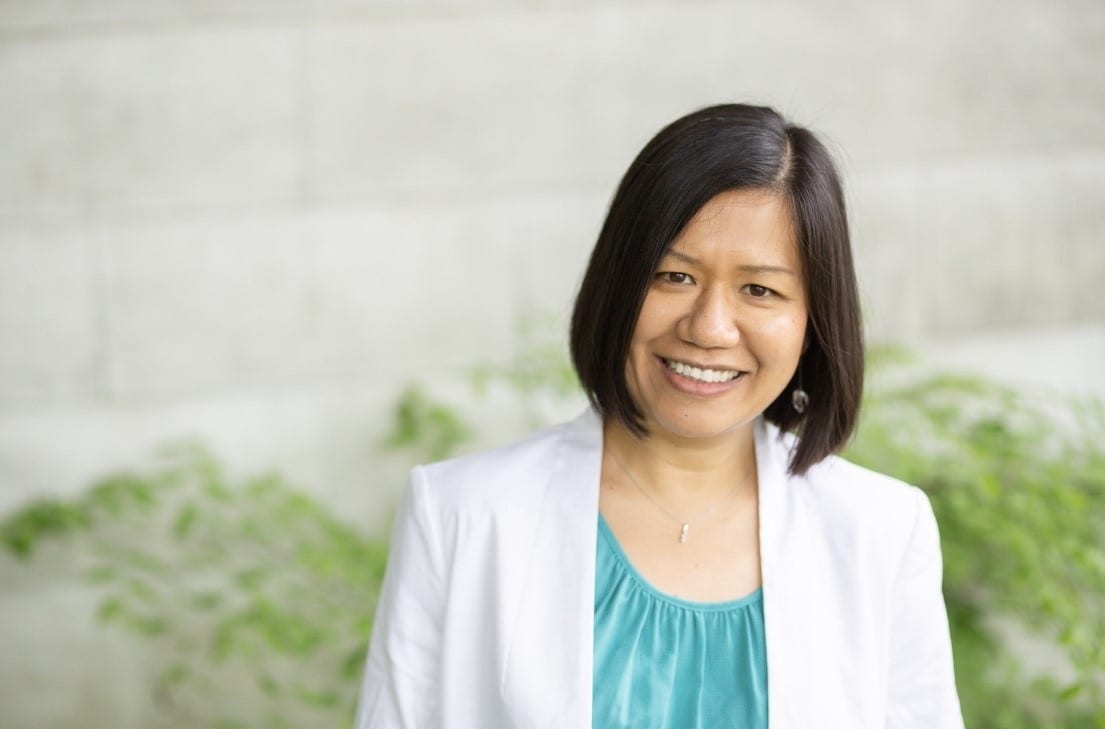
[756,312,808,355]
[631,296,679,344]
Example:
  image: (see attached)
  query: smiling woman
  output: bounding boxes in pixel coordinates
[355,104,964,729]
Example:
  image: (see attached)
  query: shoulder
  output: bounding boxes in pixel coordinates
[764,424,931,548]
[411,409,600,512]
[802,454,935,569]
[804,454,928,534]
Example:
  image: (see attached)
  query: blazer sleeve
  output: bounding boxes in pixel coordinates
[355,467,445,729]
[885,488,964,729]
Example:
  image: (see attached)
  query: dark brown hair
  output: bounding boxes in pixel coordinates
[569,103,863,475]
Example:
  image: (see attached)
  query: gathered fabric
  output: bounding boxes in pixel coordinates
[592,515,768,729]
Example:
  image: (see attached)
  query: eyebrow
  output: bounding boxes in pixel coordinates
[664,250,798,277]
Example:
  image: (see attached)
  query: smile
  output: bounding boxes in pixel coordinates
[662,358,743,384]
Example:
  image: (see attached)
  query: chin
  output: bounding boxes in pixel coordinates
[650,412,757,442]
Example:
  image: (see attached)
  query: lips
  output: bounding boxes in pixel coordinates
[661,357,743,384]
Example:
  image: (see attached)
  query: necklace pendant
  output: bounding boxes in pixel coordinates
[679,523,689,544]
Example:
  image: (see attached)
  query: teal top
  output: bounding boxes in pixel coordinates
[592,515,769,729]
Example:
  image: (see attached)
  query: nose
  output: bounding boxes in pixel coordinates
[681,284,741,349]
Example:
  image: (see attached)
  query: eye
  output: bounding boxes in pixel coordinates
[656,271,695,285]
[743,284,775,298]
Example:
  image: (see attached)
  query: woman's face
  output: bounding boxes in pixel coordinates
[624,188,808,444]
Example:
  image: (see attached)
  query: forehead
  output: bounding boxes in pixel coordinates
[668,189,799,268]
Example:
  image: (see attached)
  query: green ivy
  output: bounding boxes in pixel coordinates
[2,444,388,729]
[846,368,1105,727]
[383,384,473,462]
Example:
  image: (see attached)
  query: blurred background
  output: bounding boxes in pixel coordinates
[2,0,1104,727]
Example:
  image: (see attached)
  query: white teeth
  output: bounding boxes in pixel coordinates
[664,359,740,384]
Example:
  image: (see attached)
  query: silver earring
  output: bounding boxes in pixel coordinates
[791,388,809,414]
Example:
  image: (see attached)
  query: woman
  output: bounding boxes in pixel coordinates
[356,104,964,728]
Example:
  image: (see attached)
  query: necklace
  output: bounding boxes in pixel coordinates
[611,455,755,544]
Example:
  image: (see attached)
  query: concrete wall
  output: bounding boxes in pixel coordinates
[1,1,1104,726]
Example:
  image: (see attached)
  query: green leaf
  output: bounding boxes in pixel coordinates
[172,503,199,539]
[1058,681,1083,701]
[97,597,124,623]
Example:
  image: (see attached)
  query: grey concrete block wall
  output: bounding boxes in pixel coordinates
[2,1,1104,726]
[0,573,153,728]
[851,156,1105,338]
[0,27,302,216]
[0,224,98,402]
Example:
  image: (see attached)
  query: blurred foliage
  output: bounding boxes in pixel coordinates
[469,318,581,401]
[382,384,473,463]
[3,345,1104,728]
[846,359,1105,728]
[2,444,388,729]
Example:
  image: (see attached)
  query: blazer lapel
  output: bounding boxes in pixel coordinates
[499,409,603,728]
[757,420,829,729]
[757,419,792,728]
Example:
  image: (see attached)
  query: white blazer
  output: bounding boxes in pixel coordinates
[356,409,963,728]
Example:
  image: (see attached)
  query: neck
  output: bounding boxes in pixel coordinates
[602,419,758,504]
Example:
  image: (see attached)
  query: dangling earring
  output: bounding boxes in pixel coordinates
[791,367,809,414]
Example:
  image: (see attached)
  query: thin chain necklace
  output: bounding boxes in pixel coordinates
[611,454,755,544]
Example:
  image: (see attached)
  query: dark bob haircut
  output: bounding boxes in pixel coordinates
[569,103,863,476]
